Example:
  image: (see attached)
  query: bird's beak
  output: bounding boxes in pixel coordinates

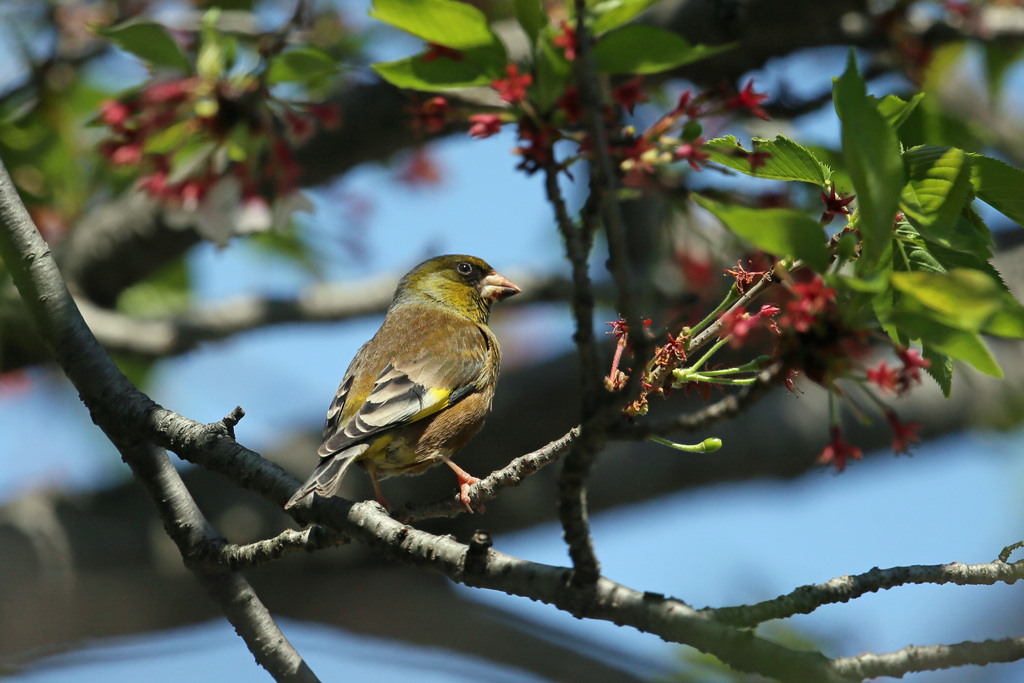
[479,271,521,302]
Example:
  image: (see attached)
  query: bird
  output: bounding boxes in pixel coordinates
[284,254,520,513]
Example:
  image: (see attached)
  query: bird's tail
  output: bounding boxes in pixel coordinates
[284,453,360,510]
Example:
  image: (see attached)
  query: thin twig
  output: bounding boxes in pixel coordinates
[704,557,1024,628]
[543,159,601,404]
[542,152,604,586]
[203,526,349,571]
[648,263,782,393]
[397,427,580,523]
[621,365,785,438]
[570,0,647,368]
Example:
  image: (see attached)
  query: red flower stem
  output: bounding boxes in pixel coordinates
[609,338,626,383]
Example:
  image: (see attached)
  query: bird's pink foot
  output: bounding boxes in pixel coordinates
[443,456,484,513]
[370,470,391,512]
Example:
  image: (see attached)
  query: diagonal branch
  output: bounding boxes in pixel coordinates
[833,636,1024,680]
[0,155,318,683]
[397,427,580,523]
[705,556,1024,628]
[113,435,320,682]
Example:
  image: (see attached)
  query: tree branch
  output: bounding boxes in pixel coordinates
[705,556,1024,628]
[833,636,1024,680]
[79,270,568,358]
[290,496,853,683]
[396,427,580,523]
[112,435,320,682]
[0,151,861,681]
[0,155,318,683]
[201,526,349,572]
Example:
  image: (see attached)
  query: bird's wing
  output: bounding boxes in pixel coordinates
[319,320,490,457]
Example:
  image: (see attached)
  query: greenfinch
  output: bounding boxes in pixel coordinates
[284,255,520,513]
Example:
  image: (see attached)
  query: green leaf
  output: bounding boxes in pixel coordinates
[833,273,888,294]
[371,44,505,90]
[873,93,924,129]
[694,196,829,272]
[95,20,192,73]
[932,205,994,256]
[267,46,341,85]
[704,135,831,186]
[197,28,224,79]
[513,0,548,45]
[592,0,661,35]
[143,120,192,155]
[833,51,905,272]
[593,25,732,74]
[534,29,572,111]
[969,153,1024,227]
[890,268,1024,338]
[982,43,1024,103]
[896,95,978,151]
[922,344,953,397]
[898,227,945,276]
[369,0,498,49]
[899,145,972,245]
[925,237,1006,291]
[887,312,1002,377]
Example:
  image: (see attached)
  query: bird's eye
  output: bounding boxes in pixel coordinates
[456,262,473,275]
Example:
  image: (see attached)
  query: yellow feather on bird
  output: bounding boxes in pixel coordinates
[284,255,520,513]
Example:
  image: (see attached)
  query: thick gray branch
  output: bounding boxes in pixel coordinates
[0,156,317,683]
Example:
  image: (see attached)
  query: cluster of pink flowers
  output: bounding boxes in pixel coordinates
[98,76,339,210]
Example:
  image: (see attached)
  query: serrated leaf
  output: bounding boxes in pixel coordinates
[369,0,498,49]
[95,20,192,73]
[969,153,1024,227]
[371,44,505,90]
[887,312,1002,377]
[513,0,547,44]
[922,344,953,397]
[926,238,1007,292]
[890,268,1024,338]
[899,145,972,245]
[704,135,831,186]
[873,92,924,129]
[925,204,994,256]
[833,51,905,272]
[267,46,340,85]
[694,196,829,272]
[593,25,732,74]
[592,0,661,35]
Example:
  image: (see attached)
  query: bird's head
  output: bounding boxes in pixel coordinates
[393,254,521,323]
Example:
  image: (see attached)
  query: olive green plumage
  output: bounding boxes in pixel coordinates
[284,255,520,512]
